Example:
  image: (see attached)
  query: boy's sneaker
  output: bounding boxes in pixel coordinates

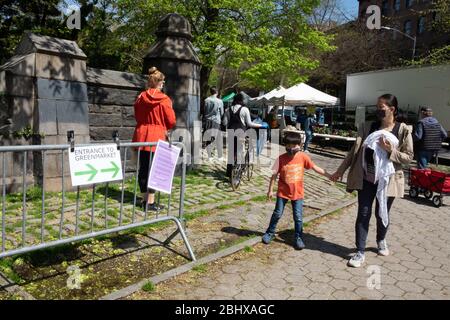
[262,233,275,244]
[377,240,389,256]
[294,237,306,250]
[348,251,365,268]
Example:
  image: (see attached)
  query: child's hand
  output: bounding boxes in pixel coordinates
[267,190,274,201]
[330,171,342,182]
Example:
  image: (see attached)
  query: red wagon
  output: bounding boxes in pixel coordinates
[408,168,450,207]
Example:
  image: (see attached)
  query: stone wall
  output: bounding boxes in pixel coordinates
[86,67,146,143]
[1,15,202,192]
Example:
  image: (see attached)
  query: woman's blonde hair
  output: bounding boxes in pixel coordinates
[148,67,165,88]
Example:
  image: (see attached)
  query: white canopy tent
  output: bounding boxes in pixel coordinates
[249,83,339,130]
[268,83,339,106]
[249,86,286,106]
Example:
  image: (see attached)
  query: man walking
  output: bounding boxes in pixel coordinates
[203,87,224,160]
[296,111,316,153]
[413,107,447,168]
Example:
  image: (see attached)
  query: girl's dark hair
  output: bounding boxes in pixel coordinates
[283,132,302,146]
[378,93,398,117]
[232,93,245,106]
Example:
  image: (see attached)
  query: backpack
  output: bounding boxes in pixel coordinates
[227,106,246,131]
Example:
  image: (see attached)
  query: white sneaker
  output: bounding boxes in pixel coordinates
[377,240,390,256]
[348,251,365,268]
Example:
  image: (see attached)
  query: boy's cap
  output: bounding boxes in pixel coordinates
[283,125,302,135]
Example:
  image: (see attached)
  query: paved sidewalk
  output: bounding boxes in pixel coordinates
[128,196,450,300]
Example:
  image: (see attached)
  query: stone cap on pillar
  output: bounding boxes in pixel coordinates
[143,13,201,65]
[156,13,193,40]
[15,32,87,60]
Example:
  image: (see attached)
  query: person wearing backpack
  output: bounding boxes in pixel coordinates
[225,93,268,177]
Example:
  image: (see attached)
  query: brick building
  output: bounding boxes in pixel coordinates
[358,0,450,57]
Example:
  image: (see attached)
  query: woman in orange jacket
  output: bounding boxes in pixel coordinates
[132,67,176,211]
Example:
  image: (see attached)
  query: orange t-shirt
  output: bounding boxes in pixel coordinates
[272,152,315,200]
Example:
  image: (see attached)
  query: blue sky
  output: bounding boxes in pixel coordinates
[341,0,359,19]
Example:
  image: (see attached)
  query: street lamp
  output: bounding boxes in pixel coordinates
[381,26,416,60]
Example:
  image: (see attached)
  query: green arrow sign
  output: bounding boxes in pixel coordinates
[74,164,98,181]
[100,161,120,178]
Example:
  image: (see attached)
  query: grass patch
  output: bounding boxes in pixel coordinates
[0,258,25,284]
[142,281,156,292]
[217,204,233,210]
[250,195,268,203]
[192,264,207,273]
[243,245,254,253]
[184,209,210,221]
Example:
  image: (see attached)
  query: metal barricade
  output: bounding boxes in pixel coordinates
[0,135,196,261]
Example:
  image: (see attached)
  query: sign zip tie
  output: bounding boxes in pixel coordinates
[67,130,75,152]
[113,130,120,151]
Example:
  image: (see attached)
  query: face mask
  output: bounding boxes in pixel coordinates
[286,147,301,156]
[376,109,386,119]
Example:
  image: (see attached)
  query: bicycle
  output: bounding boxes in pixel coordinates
[230,137,254,190]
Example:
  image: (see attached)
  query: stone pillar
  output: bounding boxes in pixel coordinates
[0,32,90,191]
[143,13,202,166]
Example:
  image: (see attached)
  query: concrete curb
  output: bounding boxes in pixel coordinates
[100,197,358,300]
[0,273,36,300]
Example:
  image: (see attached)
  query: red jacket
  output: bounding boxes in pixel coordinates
[132,89,176,152]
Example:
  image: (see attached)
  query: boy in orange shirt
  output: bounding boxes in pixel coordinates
[263,128,331,249]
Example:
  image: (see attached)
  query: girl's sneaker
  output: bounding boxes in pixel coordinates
[262,233,275,244]
[348,251,365,268]
[377,240,389,256]
[294,237,306,250]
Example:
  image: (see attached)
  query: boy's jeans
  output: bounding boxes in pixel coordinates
[266,197,304,239]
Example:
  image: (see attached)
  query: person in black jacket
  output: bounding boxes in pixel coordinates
[413,107,448,169]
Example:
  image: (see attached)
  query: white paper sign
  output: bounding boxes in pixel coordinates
[69,144,123,186]
[147,140,181,194]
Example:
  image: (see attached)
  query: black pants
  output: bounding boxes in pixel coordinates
[138,150,156,195]
[356,179,395,252]
[204,120,223,158]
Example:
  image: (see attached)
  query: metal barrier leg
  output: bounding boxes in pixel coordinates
[171,217,196,261]
[2,153,6,252]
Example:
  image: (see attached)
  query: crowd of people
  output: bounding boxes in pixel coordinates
[131,69,448,268]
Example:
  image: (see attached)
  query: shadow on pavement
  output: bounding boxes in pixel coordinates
[404,195,448,208]
[221,226,354,259]
[278,230,353,259]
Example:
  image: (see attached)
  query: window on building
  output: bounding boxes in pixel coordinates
[406,0,414,8]
[394,0,401,11]
[417,16,426,34]
[404,20,413,35]
[382,0,390,15]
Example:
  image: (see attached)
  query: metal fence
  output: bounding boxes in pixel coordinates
[0,135,196,261]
